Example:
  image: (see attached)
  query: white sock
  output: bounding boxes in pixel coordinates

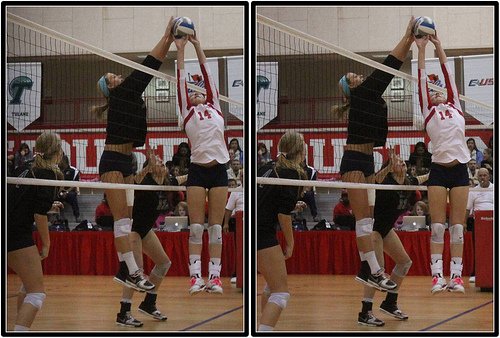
[450,257,463,278]
[359,251,366,261]
[364,251,381,274]
[117,252,123,261]
[189,255,202,278]
[209,259,222,279]
[121,298,132,304]
[258,324,274,331]
[430,257,444,277]
[14,325,29,331]
[122,251,139,275]
[431,254,442,264]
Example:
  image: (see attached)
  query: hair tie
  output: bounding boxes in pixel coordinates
[98,75,110,98]
[278,152,288,159]
[339,75,351,97]
[34,151,45,157]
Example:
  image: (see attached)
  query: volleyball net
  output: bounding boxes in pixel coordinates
[256,14,493,191]
[6,12,244,193]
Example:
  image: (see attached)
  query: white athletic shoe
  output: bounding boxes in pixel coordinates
[431,276,447,294]
[189,277,206,295]
[206,277,223,294]
[447,276,465,293]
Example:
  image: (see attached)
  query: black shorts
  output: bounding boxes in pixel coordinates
[131,221,153,239]
[373,214,398,238]
[99,151,134,178]
[257,225,279,251]
[186,163,228,189]
[340,150,375,177]
[7,226,35,252]
[427,163,468,189]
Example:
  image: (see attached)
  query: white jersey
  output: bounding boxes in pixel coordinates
[177,63,229,165]
[418,62,469,164]
[467,182,494,212]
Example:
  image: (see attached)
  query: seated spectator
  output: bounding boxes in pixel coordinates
[466,137,484,164]
[480,148,493,177]
[408,141,432,175]
[257,142,271,169]
[228,178,238,189]
[173,201,189,217]
[466,168,494,229]
[465,168,493,282]
[7,154,15,176]
[333,190,355,230]
[95,194,113,230]
[410,200,431,226]
[228,138,244,165]
[299,159,320,222]
[172,142,191,175]
[13,142,34,170]
[467,158,479,186]
[57,154,81,222]
[227,159,242,182]
[223,188,244,233]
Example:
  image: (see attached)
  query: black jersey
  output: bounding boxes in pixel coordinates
[347,54,403,147]
[106,55,163,147]
[257,163,302,231]
[7,168,58,251]
[373,174,413,226]
[132,173,162,228]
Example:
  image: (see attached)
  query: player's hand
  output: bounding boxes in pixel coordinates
[405,15,416,38]
[165,16,175,44]
[414,35,429,49]
[429,32,441,46]
[40,244,50,260]
[174,36,188,50]
[188,32,200,47]
[223,224,229,233]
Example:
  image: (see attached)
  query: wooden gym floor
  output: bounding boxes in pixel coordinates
[6,275,244,333]
[256,275,494,333]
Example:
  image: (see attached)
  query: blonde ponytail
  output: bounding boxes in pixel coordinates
[32,132,64,180]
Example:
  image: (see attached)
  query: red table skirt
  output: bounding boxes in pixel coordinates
[25,231,236,277]
[12,230,473,277]
[276,230,474,276]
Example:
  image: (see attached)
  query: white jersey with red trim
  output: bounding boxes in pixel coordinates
[418,62,469,164]
[177,63,229,165]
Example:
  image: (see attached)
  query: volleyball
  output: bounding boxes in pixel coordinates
[413,16,436,38]
[172,17,195,39]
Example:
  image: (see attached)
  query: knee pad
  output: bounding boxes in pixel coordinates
[114,218,132,238]
[393,260,412,277]
[431,223,445,244]
[355,218,373,238]
[24,292,46,310]
[208,224,223,244]
[268,292,290,309]
[151,261,172,278]
[449,224,464,244]
[189,223,204,245]
[262,284,271,296]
